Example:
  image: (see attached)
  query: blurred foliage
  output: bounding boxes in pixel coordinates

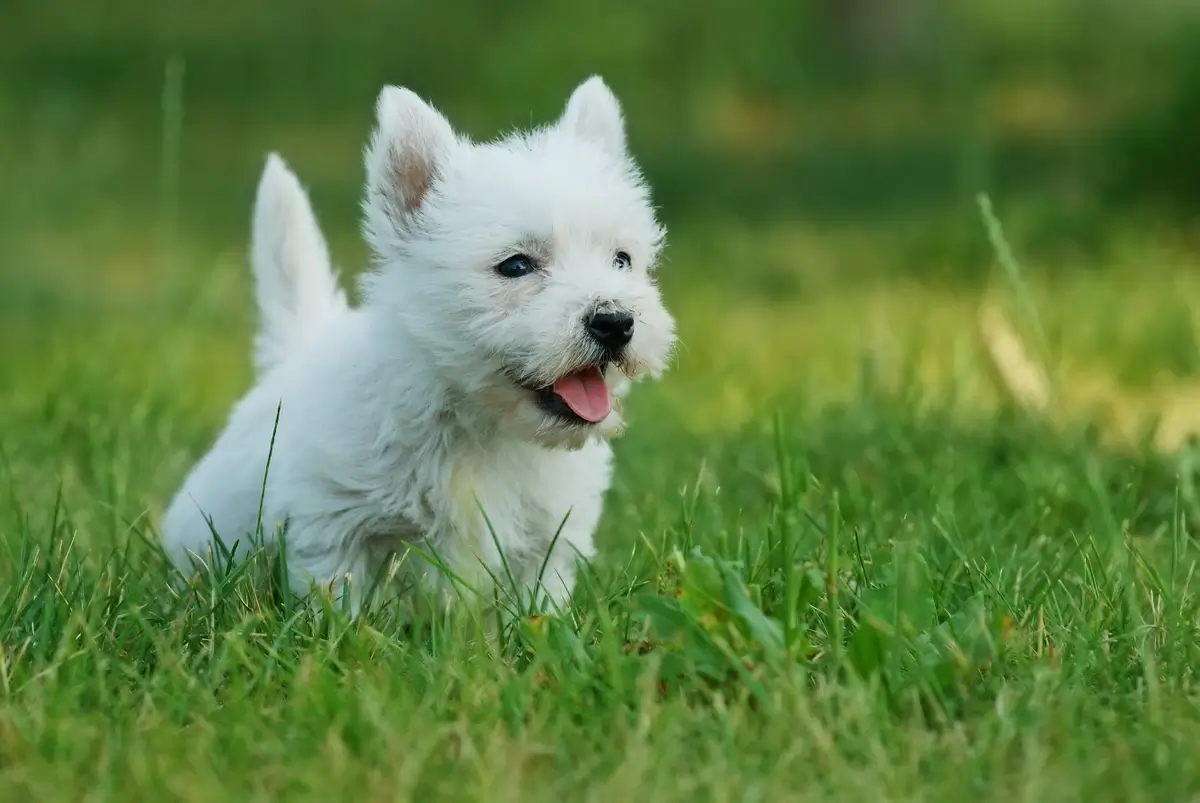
[3,0,1200,282]
[1103,17,1200,212]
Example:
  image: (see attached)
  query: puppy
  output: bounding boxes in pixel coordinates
[162,77,676,617]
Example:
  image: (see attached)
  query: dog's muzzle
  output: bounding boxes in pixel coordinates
[584,303,634,358]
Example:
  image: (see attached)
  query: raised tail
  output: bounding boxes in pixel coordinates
[249,153,349,375]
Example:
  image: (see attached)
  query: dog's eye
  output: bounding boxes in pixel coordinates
[613,250,632,271]
[495,254,537,278]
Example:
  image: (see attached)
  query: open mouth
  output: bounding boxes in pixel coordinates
[524,364,611,425]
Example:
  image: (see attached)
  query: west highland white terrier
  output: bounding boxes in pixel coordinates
[161,77,676,617]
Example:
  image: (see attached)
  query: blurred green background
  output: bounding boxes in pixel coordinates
[4,0,1200,511]
[7,0,1200,247]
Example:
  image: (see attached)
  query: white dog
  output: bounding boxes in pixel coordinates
[161,77,676,617]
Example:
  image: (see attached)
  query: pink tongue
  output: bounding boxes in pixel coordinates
[552,367,611,423]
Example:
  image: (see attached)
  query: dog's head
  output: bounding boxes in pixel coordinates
[359,77,675,447]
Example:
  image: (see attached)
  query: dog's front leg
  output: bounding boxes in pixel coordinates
[278,516,377,618]
[523,514,599,617]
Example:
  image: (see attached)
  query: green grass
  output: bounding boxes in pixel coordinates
[7,207,1200,802]
[8,4,1200,799]
[6,338,1200,801]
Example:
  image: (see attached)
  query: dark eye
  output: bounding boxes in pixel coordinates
[495,253,537,278]
[613,250,632,270]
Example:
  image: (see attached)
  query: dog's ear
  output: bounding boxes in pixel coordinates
[560,76,626,156]
[363,86,456,245]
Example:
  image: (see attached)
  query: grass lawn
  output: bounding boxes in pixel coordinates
[6,205,1200,801]
[6,20,1200,799]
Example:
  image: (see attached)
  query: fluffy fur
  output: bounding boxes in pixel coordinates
[161,77,676,616]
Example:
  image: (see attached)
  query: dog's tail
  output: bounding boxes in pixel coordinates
[249,153,349,375]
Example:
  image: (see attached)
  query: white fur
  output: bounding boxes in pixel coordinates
[249,154,349,374]
[161,77,676,617]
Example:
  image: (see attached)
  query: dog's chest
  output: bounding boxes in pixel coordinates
[357,436,611,586]
[444,447,563,548]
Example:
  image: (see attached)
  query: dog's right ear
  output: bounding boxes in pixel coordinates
[560,76,627,157]
[363,86,456,247]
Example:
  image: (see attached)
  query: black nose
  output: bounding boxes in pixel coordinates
[585,308,635,352]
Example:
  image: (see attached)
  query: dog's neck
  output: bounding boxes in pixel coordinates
[359,305,515,450]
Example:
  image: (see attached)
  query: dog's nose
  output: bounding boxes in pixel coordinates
[585,308,635,352]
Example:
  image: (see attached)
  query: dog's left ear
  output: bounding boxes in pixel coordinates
[560,76,627,156]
